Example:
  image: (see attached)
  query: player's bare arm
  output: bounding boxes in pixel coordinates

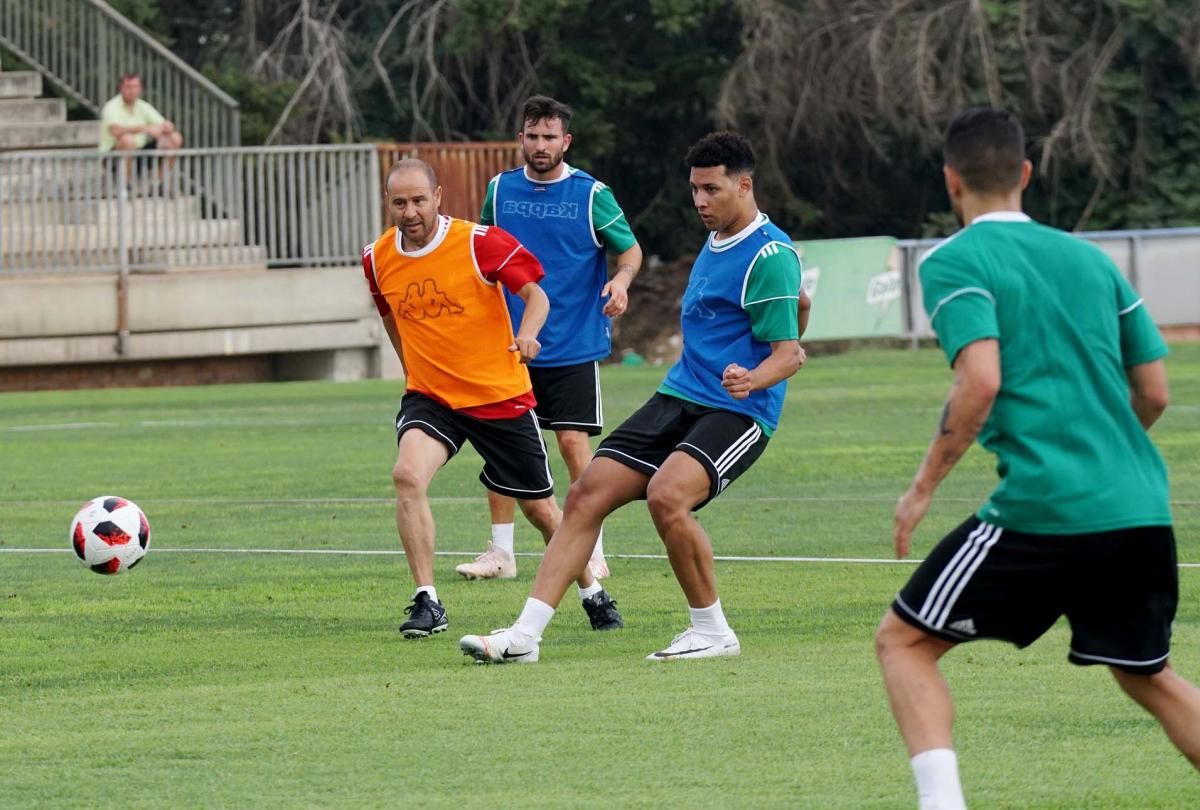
[722,340,806,400]
[893,338,1000,558]
[797,289,812,337]
[381,313,407,377]
[1127,359,1169,430]
[602,242,644,317]
[509,281,550,363]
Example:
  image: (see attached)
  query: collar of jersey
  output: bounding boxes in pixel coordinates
[523,163,574,184]
[708,211,768,252]
[970,211,1031,225]
[395,214,451,257]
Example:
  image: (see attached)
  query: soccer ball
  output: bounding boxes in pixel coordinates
[70,496,150,575]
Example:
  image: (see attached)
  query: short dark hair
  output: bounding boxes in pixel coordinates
[684,131,755,176]
[522,95,572,132]
[943,106,1026,194]
[386,158,438,191]
[119,72,141,86]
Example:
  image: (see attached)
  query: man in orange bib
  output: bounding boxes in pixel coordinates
[362,159,624,639]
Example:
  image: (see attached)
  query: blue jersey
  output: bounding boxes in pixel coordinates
[661,214,801,431]
[491,166,613,366]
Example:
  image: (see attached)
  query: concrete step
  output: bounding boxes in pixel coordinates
[0,167,122,202]
[1,219,247,253]
[0,98,67,124]
[1,196,203,226]
[0,72,41,99]
[0,121,99,150]
[0,244,268,272]
[137,245,268,270]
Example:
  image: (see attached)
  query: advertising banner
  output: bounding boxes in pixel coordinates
[794,236,904,340]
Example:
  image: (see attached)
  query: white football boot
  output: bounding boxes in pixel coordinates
[646,627,741,661]
[459,628,540,664]
[455,542,517,580]
[587,551,610,580]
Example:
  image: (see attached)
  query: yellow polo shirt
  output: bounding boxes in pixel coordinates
[99,95,165,151]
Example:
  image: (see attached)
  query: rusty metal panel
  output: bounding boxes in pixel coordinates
[375,142,520,225]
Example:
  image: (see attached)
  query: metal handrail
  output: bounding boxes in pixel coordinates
[896,225,1200,342]
[1,144,381,273]
[0,0,239,147]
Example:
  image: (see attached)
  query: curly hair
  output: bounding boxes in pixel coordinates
[683,131,755,175]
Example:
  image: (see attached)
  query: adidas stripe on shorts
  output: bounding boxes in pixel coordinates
[594,392,769,511]
[893,515,1178,675]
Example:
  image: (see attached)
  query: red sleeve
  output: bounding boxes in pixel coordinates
[472,225,544,294]
[361,244,391,317]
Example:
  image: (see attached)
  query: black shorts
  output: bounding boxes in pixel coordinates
[529,362,603,435]
[893,516,1178,674]
[594,393,769,510]
[395,391,553,500]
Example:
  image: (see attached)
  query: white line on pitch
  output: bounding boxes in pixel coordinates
[1,422,113,432]
[4,496,1198,506]
[5,547,1200,568]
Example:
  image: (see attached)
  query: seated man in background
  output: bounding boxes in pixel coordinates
[100,72,183,187]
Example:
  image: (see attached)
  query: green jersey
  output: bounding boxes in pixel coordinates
[920,211,1170,534]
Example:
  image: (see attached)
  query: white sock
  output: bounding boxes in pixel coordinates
[688,599,733,637]
[910,748,965,810]
[511,597,555,641]
[415,585,439,604]
[491,523,515,555]
[578,581,603,600]
[592,526,605,558]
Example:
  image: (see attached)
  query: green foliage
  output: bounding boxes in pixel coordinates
[83,1,1200,247]
[359,0,744,256]
[103,0,168,39]
[204,69,299,146]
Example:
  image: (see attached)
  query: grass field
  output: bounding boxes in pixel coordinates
[2,345,1198,808]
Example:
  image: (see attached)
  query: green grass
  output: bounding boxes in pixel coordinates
[1,345,1198,808]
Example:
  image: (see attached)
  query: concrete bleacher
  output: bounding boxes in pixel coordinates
[0,58,267,273]
[0,70,97,149]
[0,56,383,390]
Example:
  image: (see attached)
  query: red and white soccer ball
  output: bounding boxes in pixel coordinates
[70,496,150,575]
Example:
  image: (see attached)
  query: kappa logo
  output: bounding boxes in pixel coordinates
[501,200,580,220]
[396,279,465,321]
[683,277,716,320]
[948,618,977,636]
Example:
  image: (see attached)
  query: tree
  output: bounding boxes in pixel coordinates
[101,0,1200,246]
[718,0,1200,237]
[363,0,742,256]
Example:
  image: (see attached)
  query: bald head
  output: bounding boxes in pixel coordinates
[387,158,438,192]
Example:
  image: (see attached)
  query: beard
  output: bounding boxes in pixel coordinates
[524,148,564,173]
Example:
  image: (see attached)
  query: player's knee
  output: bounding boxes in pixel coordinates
[563,475,602,516]
[645,479,689,525]
[390,461,425,495]
[874,616,898,661]
[875,609,925,661]
[520,497,558,532]
[555,430,589,456]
